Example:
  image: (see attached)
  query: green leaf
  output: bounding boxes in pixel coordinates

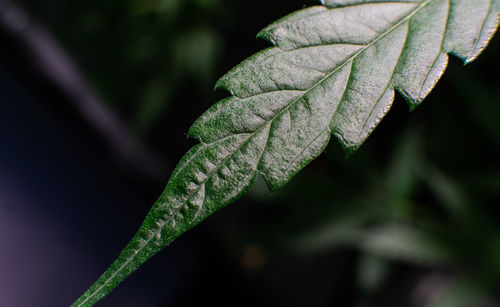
[73,0,499,305]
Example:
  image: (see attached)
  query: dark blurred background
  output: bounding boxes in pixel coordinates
[0,0,499,306]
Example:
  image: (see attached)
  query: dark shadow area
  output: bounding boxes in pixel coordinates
[0,0,499,306]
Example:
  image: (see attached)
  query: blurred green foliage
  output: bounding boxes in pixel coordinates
[21,0,225,135]
[19,0,500,305]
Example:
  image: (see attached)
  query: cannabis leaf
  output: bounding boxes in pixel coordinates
[73,0,499,305]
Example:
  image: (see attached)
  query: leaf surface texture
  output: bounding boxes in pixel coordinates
[73,0,499,305]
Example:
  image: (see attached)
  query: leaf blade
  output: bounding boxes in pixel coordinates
[72,1,499,305]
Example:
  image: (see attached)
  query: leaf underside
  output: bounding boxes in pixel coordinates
[73,0,499,305]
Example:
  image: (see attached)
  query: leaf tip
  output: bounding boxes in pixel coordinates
[187,126,199,140]
[331,131,360,158]
[395,87,423,111]
[187,118,207,142]
[342,143,361,159]
[214,75,237,96]
[259,172,288,193]
[463,52,483,65]
[214,78,228,92]
[256,28,276,45]
[408,103,420,112]
[266,183,281,193]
